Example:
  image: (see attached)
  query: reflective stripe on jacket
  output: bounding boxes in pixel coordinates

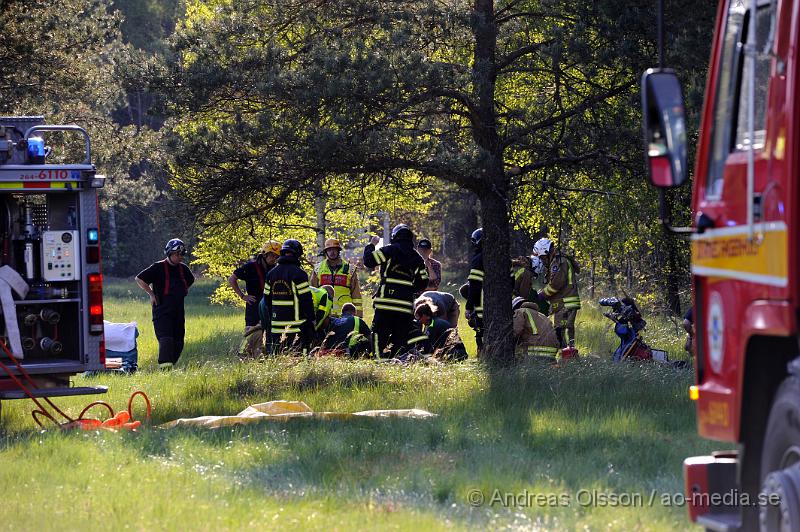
[264,256,314,335]
[364,242,428,314]
[316,260,361,315]
[542,255,581,311]
[512,304,560,357]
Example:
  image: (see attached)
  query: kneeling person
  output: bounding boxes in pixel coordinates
[413,301,467,361]
[310,285,334,342]
[512,297,560,359]
[323,303,371,357]
[415,291,460,328]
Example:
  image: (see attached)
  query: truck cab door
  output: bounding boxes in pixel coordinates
[691,0,788,441]
[695,0,788,295]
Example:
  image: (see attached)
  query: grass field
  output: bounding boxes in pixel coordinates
[0,278,713,530]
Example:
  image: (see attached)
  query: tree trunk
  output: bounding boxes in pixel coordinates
[441,217,447,259]
[471,0,514,363]
[588,214,595,299]
[480,188,515,363]
[315,195,326,251]
[604,247,617,294]
[665,238,682,315]
[626,257,633,292]
[382,211,391,243]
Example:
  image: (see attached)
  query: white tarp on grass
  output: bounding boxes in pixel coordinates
[160,400,436,429]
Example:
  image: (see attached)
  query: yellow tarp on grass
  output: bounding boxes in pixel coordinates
[160,400,437,429]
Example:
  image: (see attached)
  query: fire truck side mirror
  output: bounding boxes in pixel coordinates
[641,69,688,188]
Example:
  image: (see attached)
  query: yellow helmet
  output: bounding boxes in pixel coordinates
[323,238,342,252]
[261,240,281,256]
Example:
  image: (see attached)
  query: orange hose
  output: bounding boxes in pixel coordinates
[127,390,152,421]
[78,401,115,421]
[0,338,151,430]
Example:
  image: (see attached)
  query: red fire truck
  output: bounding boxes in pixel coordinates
[0,116,107,408]
[643,0,800,529]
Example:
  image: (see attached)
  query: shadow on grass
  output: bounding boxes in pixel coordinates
[0,355,706,529]
[116,360,700,500]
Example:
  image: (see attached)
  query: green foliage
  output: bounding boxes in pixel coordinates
[158,0,653,360]
[189,173,433,304]
[0,0,121,116]
[2,0,718,309]
[113,0,181,54]
[193,212,320,305]
[0,0,174,276]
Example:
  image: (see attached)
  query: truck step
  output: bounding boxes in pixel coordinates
[696,511,741,532]
[0,385,107,400]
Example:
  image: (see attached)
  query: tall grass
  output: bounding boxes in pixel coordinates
[0,278,708,530]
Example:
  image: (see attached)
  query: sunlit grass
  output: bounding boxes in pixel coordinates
[0,278,709,530]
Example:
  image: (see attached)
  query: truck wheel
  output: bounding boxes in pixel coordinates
[760,465,800,531]
[760,376,800,530]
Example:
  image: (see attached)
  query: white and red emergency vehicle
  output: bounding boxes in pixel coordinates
[0,116,107,405]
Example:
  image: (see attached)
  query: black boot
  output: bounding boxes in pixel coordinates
[158,336,175,368]
[555,328,566,349]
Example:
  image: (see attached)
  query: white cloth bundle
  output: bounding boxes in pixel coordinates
[103,320,138,352]
[0,266,29,358]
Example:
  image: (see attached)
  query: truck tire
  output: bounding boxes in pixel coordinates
[760,465,800,531]
[760,376,800,530]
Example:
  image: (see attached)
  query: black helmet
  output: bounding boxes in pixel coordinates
[280,239,304,257]
[390,224,413,243]
[164,238,186,257]
[471,228,483,247]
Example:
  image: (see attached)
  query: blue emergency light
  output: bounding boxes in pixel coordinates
[27,137,46,164]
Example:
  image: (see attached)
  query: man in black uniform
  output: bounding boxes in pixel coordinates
[363,224,428,358]
[136,238,195,370]
[228,240,280,357]
[465,228,484,352]
[263,239,315,356]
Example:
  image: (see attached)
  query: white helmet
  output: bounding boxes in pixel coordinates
[532,238,553,257]
[530,255,544,277]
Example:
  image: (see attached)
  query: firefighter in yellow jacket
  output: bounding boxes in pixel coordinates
[512,297,560,358]
[511,254,548,314]
[310,238,363,317]
[533,237,581,348]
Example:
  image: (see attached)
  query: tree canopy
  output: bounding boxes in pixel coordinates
[1,0,717,362]
[160,0,714,361]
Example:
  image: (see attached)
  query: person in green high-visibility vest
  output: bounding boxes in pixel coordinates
[310,285,334,342]
[322,303,372,358]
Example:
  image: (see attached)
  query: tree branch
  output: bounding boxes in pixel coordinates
[495,11,577,26]
[496,39,555,71]
[502,79,636,149]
